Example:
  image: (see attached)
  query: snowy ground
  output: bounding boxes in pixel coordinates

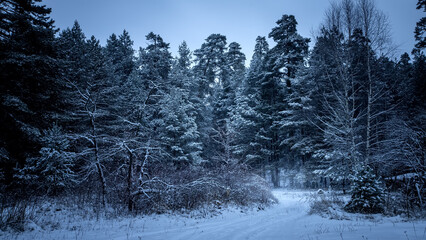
[1,189,425,240]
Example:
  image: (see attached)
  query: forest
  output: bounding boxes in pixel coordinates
[0,0,425,234]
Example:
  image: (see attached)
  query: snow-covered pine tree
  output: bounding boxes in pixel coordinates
[221,42,246,122]
[159,88,203,168]
[231,37,267,170]
[227,42,246,70]
[308,27,363,191]
[105,30,135,83]
[193,34,228,162]
[193,34,228,97]
[211,42,246,164]
[273,22,312,172]
[137,32,173,162]
[258,14,309,186]
[345,165,385,214]
[15,125,77,195]
[272,15,310,171]
[278,61,319,171]
[159,42,203,168]
[57,23,114,206]
[0,0,59,188]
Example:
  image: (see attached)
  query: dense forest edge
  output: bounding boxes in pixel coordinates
[0,0,425,232]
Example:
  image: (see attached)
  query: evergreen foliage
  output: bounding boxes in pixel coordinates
[414,0,426,51]
[345,166,385,214]
[1,0,424,217]
[14,125,76,194]
[0,0,59,187]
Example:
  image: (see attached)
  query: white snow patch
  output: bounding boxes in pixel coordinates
[1,190,424,240]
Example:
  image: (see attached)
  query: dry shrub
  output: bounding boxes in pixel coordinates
[132,164,277,213]
[0,200,37,232]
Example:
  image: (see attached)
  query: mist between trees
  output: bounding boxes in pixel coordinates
[0,0,424,223]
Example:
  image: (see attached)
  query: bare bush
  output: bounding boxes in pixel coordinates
[0,200,37,232]
[130,164,277,213]
[308,191,346,219]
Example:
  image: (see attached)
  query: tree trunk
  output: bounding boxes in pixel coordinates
[91,115,106,208]
[126,146,134,212]
[272,165,280,188]
[342,176,346,194]
[365,42,372,164]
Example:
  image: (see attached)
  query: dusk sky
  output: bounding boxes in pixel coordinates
[43,0,423,63]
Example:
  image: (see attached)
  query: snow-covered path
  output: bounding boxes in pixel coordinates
[134,191,307,240]
[3,190,425,240]
[133,190,425,240]
[155,191,310,240]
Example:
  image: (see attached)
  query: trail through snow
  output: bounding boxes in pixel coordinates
[2,190,425,240]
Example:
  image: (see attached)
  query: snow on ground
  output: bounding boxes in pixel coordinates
[1,189,425,240]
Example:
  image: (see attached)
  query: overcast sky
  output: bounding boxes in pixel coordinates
[43,0,423,64]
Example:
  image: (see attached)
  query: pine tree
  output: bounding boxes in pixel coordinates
[246,36,269,98]
[57,23,113,206]
[226,42,246,73]
[193,34,228,162]
[56,21,89,90]
[308,27,362,191]
[139,32,172,84]
[105,30,135,83]
[193,34,228,97]
[232,37,267,170]
[15,125,77,195]
[258,15,309,186]
[105,33,121,65]
[345,165,385,214]
[159,42,203,168]
[211,41,246,164]
[414,0,426,51]
[213,42,245,127]
[138,32,172,137]
[0,0,59,188]
[159,88,203,168]
[279,63,318,169]
[136,32,172,155]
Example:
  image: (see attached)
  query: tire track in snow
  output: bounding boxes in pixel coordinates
[169,190,310,240]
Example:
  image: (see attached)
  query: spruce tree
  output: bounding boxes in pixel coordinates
[308,27,362,190]
[0,0,59,188]
[211,42,246,164]
[136,32,172,163]
[193,34,228,162]
[15,125,77,195]
[345,165,385,214]
[258,15,309,186]
[231,37,267,169]
[57,23,113,206]
[414,0,426,50]
[159,88,203,168]
[193,34,228,97]
[159,42,203,168]
[105,30,135,83]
